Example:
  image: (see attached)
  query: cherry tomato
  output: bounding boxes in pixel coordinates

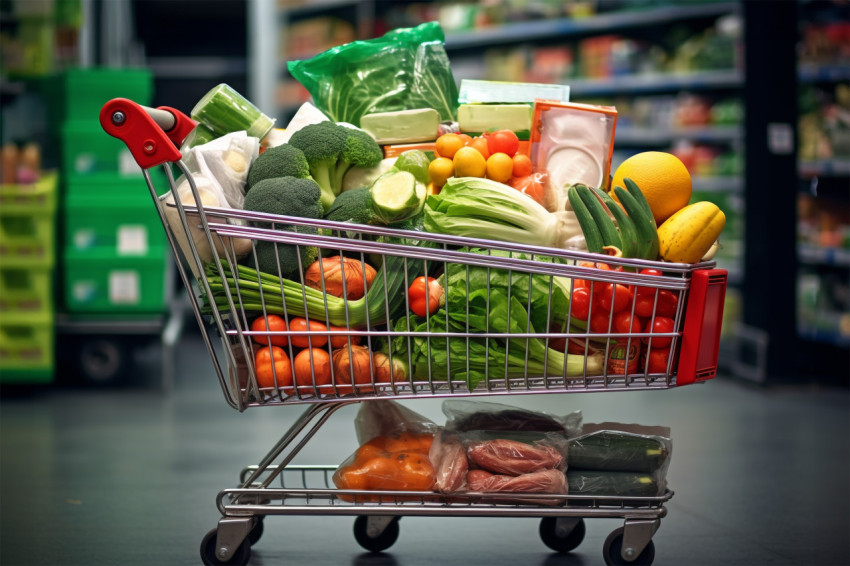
[251,314,289,346]
[644,345,672,374]
[634,295,656,318]
[486,129,520,157]
[656,290,679,317]
[574,261,613,290]
[634,268,664,298]
[613,311,642,335]
[590,310,613,334]
[408,276,444,317]
[570,287,591,320]
[599,283,634,313]
[643,316,675,347]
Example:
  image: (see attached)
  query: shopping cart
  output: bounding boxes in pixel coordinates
[101,99,727,566]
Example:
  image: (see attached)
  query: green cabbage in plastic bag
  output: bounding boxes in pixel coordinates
[287,21,459,127]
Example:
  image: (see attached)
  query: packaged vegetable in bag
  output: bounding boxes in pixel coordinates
[442,399,582,437]
[287,21,459,127]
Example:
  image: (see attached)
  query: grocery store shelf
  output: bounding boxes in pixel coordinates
[444,2,738,50]
[615,125,743,145]
[147,57,247,79]
[798,244,850,268]
[798,64,850,83]
[568,69,743,96]
[280,0,360,18]
[798,324,850,348]
[799,159,850,178]
[691,176,743,193]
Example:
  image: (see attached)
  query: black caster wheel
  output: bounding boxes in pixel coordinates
[539,517,586,553]
[247,517,264,546]
[603,527,656,565]
[353,515,400,552]
[77,337,128,385]
[200,528,251,566]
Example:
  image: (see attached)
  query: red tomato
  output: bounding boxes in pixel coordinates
[254,346,294,390]
[408,276,444,317]
[250,314,288,346]
[486,129,520,157]
[634,268,663,298]
[507,174,546,206]
[613,311,642,335]
[645,345,672,374]
[589,310,613,334]
[656,290,679,318]
[599,283,634,313]
[634,295,656,318]
[570,287,591,320]
[574,262,613,290]
[643,316,675,347]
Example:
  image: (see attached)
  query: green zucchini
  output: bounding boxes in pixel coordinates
[568,184,604,253]
[567,470,663,498]
[566,430,669,473]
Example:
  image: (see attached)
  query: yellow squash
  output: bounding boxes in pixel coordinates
[657,201,725,263]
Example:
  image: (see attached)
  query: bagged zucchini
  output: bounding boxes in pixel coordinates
[287,21,459,127]
[566,423,672,474]
[567,470,664,498]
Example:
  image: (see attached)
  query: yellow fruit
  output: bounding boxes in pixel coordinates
[485,152,513,183]
[611,151,692,225]
[453,146,487,178]
[657,201,726,263]
[428,157,454,188]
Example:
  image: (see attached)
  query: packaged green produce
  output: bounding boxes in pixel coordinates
[566,470,664,498]
[287,21,459,127]
[566,424,671,474]
[191,83,275,140]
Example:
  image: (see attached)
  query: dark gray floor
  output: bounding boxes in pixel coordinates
[2,329,849,566]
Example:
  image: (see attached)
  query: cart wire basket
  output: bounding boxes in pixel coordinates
[101,99,727,566]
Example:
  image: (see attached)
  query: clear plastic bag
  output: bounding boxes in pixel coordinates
[442,399,582,437]
[287,21,459,127]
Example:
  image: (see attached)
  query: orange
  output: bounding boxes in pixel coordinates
[435,133,465,159]
[610,151,692,225]
[453,146,487,178]
[511,154,533,178]
[485,152,513,183]
[469,136,490,159]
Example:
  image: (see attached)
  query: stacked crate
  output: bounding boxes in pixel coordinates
[0,173,58,383]
[58,68,172,314]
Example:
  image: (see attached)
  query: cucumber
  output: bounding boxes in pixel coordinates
[613,185,657,261]
[568,184,604,254]
[576,184,622,251]
[566,430,669,473]
[370,170,426,224]
[591,186,639,258]
[567,470,663,498]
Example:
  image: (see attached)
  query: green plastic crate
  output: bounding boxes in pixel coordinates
[64,192,167,255]
[61,120,141,175]
[0,266,53,315]
[64,170,169,201]
[0,174,58,267]
[62,247,171,313]
[0,311,54,383]
[60,67,153,123]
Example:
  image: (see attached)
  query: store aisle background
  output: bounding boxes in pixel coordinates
[2,326,848,566]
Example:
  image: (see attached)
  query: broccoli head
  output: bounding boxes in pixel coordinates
[288,121,383,212]
[246,143,311,191]
[242,176,323,277]
[324,186,379,226]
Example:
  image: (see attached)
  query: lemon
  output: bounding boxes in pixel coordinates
[453,146,487,178]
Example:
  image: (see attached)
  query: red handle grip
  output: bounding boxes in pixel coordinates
[99,98,197,169]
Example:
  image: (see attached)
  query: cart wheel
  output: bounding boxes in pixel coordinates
[200,528,251,566]
[247,517,264,545]
[77,337,128,384]
[539,517,586,553]
[353,516,400,552]
[603,527,655,565]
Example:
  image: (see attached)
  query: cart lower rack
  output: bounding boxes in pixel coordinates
[100,99,727,566]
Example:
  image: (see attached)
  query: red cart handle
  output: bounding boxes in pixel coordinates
[676,268,728,385]
[99,98,197,169]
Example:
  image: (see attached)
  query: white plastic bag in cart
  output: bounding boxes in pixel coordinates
[162,134,258,277]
